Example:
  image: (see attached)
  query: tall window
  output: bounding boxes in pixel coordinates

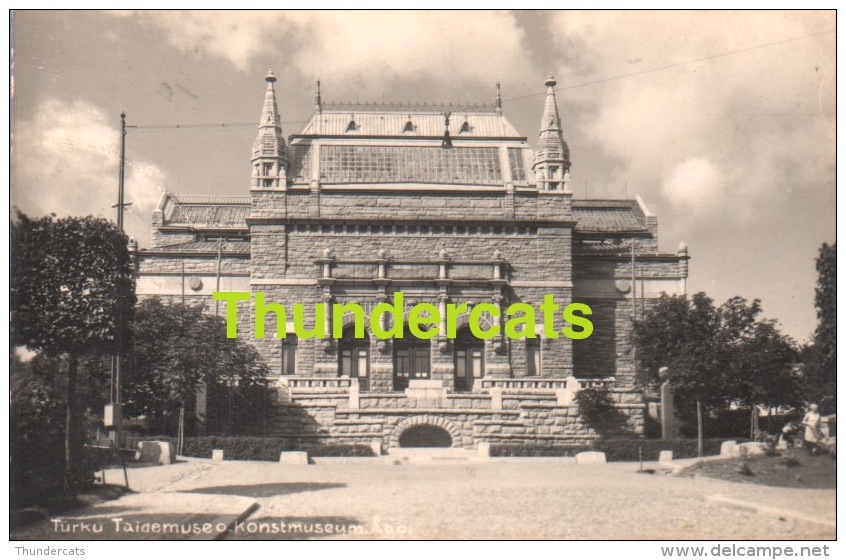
[526,338,540,376]
[281,339,298,375]
[339,326,370,391]
[394,330,430,391]
[454,327,484,392]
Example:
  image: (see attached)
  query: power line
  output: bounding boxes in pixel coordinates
[128,120,306,130]
[111,29,832,130]
[502,29,834,103]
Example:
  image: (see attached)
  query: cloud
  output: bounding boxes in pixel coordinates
[13,99,164,235]
[661,157,725,215]
[549,11,835,225]
[112,11,530,84]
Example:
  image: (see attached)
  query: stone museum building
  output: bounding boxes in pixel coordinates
[135,71,689,450]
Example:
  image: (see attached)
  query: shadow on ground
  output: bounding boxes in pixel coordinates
[183,482,346,498]
[227,516,368,540]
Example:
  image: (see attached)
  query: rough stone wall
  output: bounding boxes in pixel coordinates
[267,390,644,449]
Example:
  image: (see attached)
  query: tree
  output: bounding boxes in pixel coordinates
[634,293,799,444]
[633,293,727,452]
[125,298,270,442]
[11,213,135,491]
[804,243,836,411]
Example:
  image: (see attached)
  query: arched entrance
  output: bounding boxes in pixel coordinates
[398,424,453,447]
[388,414,465,448]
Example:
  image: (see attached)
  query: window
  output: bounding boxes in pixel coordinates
[339,326,370,390]
[526,338,540,376]
[402,120,415,134]
[459,120,471,134]
[454,327,484,392]
[345,118,358,132]
[394,330,430,391]
[281,339,298,375]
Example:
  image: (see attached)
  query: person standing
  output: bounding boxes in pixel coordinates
[802,404,822,455]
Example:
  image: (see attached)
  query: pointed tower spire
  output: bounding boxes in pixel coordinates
[315,78,322,113]
[251,70,288,189]
[495,82,502,116]
[532,74,571,192]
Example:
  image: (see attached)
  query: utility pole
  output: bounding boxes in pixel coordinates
[107,112,129,456]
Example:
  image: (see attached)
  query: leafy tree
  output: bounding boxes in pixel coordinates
[634,292,799,445]
[804,243,836,411]
[11,214,135,491]
[125,298,270,442]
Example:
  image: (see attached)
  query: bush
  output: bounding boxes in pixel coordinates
[574,387,629,435]
[122,435,374,460]
[592,438,725,461]
[490,439,726,460]
[302,445,375,457]
[490,444,589,457]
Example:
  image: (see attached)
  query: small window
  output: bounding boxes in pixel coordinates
[402,120,415,133]
[526,338,540,376]
[346,118,358,132]
[459,120,471,134]
[281,339,298,375]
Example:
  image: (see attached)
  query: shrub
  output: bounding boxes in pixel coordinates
[122,435,374,460]
[302,445,375,457]
[574,387,629,435]
[592,438,725,461]
[490,444,589,457]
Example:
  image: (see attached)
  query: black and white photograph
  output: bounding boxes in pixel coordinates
[8,9,837,547]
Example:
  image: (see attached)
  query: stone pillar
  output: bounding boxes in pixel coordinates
[660,378,681,439]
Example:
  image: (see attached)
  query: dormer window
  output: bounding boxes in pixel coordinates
[402,119,415,134]
[346,116,358,132]
[459,119,472,134]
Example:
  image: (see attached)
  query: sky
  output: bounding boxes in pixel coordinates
[10,10,836,343]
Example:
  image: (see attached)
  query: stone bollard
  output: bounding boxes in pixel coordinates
[720,440,738,458]
[212,449,225,462]
[575,451,607,465]
[658,450,673,463]
[279,451,309,465]
[370,439,382,457]
[477,442,491,457]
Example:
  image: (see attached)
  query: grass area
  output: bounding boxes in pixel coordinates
[682,451,836,489]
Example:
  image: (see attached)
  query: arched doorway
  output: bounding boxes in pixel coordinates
[399,424,453,447]
[393,329,431,391]
[339,326,370,391]
[454,326,484,392]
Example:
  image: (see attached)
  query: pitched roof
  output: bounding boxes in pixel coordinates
[572,200,647,232]
[146,240,251,254]
[298,104,522,138]
[161,195,250,229]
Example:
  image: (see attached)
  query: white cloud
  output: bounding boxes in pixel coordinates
[285,11,528,84]
[661,157,725,215]
[550,11,835,225]
[113,11,529,83]
[13,99,164,232]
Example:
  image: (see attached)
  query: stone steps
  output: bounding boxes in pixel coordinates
[384,446,484,463]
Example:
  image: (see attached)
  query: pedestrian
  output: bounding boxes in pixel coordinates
[801,404,822,455]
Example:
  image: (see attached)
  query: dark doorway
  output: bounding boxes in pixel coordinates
[398,424,453,447]
[454,326,484,392]
[339,326,369,391]
[394,329,431,391]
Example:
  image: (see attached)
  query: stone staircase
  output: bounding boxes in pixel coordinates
[385,446,485,463]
